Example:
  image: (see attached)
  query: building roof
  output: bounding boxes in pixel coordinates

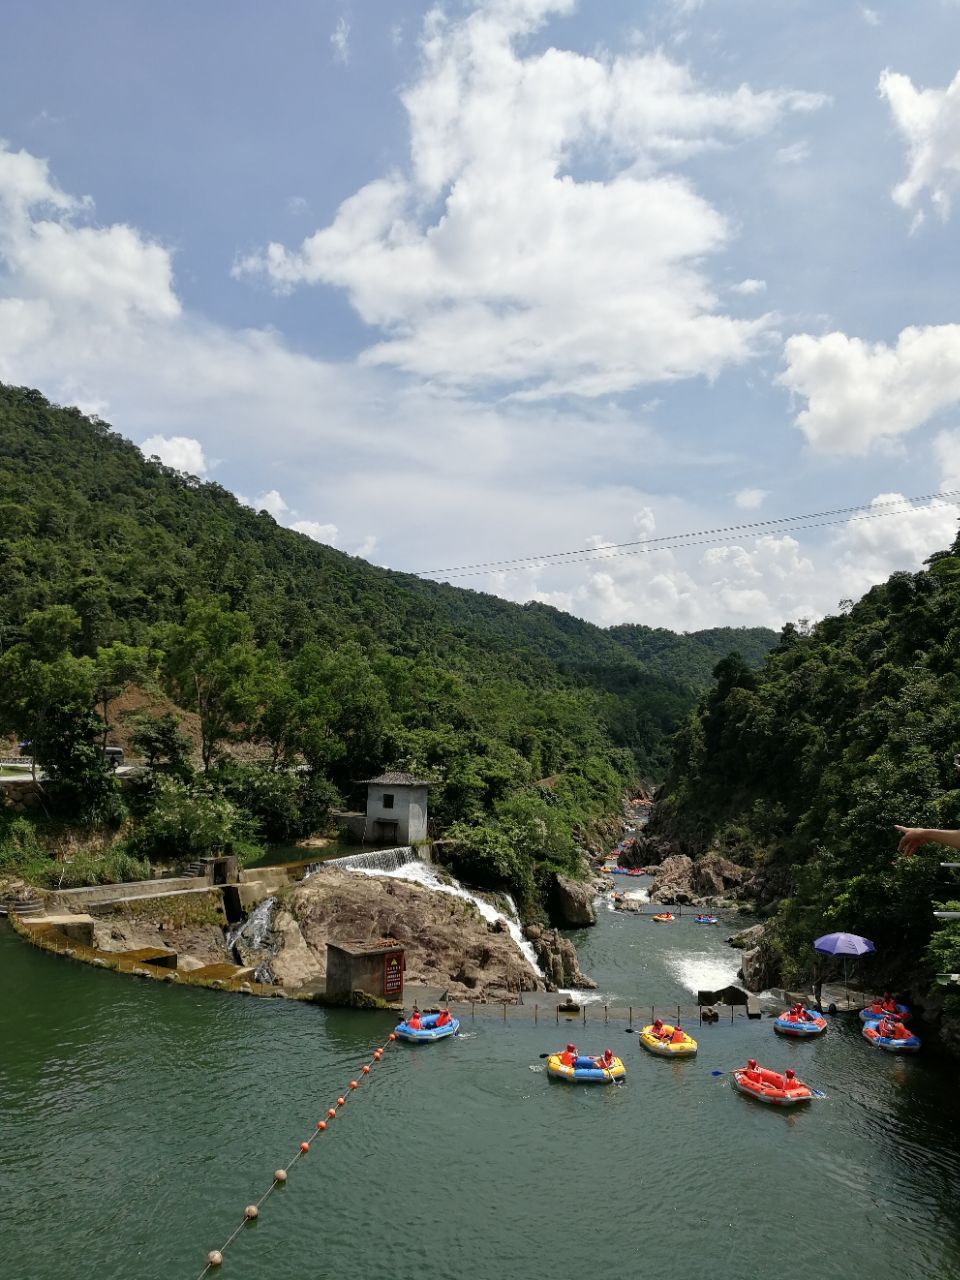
[357,771,438,787]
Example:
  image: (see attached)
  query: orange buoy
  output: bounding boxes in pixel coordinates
[316,1120,327,1131]
[336,1097,346,1107]
[362,1065,370,1074]
[327,1107,336,1118]
[349,1081,358,1090]
[244,1205,259,1219]
[388,1033,396,1041]
[299,1142,310,1153]
[207,1250,223,1266]
[274,1169,287,1183]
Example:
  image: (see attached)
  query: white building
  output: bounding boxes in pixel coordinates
[341,771,435,845]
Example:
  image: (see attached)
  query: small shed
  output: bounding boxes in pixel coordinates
[342,771,437,845]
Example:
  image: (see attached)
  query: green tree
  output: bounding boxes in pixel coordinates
[164,600,257,771]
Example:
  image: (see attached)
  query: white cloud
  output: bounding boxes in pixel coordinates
[774,140,810,165]
[860,6,880,26]
[331,17,350,65]
[0,144,178,324]
[354,533,378,559]
[780,325,960,454]
[734,487,768,510]
[832,493,960,599]
[730,277,766,296]
[285,195,309,216]
[880,67,960,221]
[236,2,824,398]
[933,428,960,491]
[254,489,289,518]
[290,519,339,545]
[141,434,208,475]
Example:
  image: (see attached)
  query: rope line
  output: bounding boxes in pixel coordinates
[417,496,960,580]
[413,489,960,578]
[194,1032,398,1278]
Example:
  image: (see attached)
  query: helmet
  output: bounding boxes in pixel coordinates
[654,1018,663,1028]
[785,1068,795,1079]
[566,1044,576,1053]
[747,1058,758,1069]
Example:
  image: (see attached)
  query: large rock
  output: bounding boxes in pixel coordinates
[649,855,698,904]
[693,853,747,898]
[531,927,597,991]
[619,832,675,869]
[279,869,562,1001]
[549,874,597,927]
[727,923,765,950]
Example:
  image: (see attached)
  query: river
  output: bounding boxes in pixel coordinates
[3,883,960,1280]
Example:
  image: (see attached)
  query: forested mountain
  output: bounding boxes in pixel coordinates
[653,550,960,1005]
[607,624,777,689]
[0,383,775,900]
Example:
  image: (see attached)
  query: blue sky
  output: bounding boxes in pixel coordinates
[3,0,960,629]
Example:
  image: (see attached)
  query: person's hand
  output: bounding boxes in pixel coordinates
[894,825,927,857]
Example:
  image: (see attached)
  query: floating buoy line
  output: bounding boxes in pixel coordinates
[195,1032,398,1277]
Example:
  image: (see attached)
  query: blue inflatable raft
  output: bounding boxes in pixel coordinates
[859,1003,910,1023]
[774,1008,827,1037]
[862,1021,920,1052]
[394,1013,460,1043]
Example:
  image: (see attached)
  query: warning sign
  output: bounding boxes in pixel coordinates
[383,951,404,997]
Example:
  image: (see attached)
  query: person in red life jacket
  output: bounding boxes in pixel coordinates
[743,1058,761,1082]
[559,1043,578,1067]
[435,1008,451,1027]
[652,1018,667,1040]
[891,1020,913,1040]
[593,1048,615,1069]
[669,1024,686,1045]
[866,999,884,1018]
[881,992,897,1015]
[407,1008,422,1030]
[783,1068,800,1090]
[876,1016,895,1038]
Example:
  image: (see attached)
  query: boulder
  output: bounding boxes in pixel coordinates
[618,832,675,869]
[693,854,747,898]
[649,855,698,904]
[549,874,597,927]
[727,923,765,950]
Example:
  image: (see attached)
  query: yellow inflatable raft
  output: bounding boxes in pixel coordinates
[545,1053,626,1084]
[638,1024,698,1057]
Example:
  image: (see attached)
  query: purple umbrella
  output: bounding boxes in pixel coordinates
[814,932,875,1005]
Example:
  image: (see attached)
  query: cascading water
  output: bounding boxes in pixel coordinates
[226,895,277,977]
[348,860,544,979]
[304,845,418,876]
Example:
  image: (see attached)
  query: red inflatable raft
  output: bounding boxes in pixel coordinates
[731,1066,819,1107]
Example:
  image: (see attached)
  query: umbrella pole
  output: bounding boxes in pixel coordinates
[844,957,849,1008]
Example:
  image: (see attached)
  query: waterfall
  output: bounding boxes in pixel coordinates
[305,845,419,876]
[226,895,277,957]
[347,859,543,979]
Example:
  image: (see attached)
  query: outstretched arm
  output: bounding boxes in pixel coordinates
[895,825,960,856]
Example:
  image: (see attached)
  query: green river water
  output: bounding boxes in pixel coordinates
[3,887,960,1280]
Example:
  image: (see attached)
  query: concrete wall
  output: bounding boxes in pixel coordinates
[326,943,404,1000]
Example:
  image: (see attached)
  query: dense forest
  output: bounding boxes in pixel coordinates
[653,551,960,1009]
[0,384,774,906]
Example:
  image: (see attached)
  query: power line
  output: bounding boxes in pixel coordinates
[414,491,960,581]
